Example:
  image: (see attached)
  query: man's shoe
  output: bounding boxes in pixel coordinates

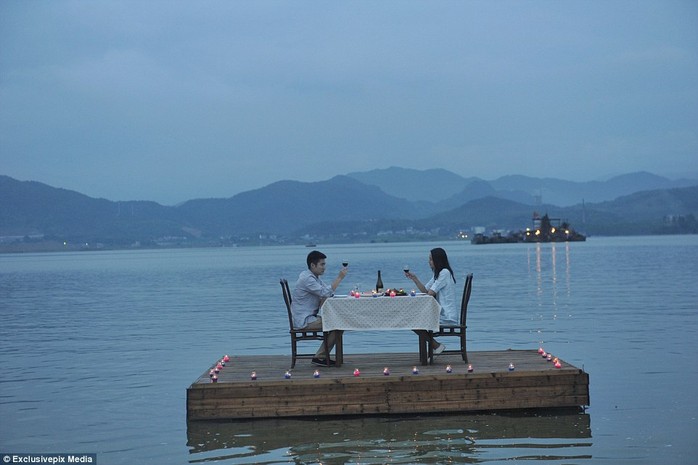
[312,357,336,367]
[433,342,446,355]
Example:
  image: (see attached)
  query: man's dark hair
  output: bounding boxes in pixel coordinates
[306,250,327,269]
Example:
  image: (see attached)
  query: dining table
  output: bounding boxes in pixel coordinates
[320,293,441,367]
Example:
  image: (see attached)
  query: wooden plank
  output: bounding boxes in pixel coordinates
[187,349,589,420]
[188,373,588,409]
[190,350,572,383]
[189,392,591,421]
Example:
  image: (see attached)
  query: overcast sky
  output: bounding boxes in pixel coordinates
[1,1,696,205]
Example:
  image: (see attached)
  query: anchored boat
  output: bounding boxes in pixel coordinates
[472,213,586,245]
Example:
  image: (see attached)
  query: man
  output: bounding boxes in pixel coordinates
[291,250,348,366]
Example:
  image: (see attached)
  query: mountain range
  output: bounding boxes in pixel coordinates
[1,169,697,251]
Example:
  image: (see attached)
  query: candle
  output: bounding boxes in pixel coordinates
[216,362,223,371]
[554,361,562,369]
[538,347,544,354]
[541,351,547,358]
[284,371,292,379]
[467,364,474,372]
[390,290,396,297]
[209,369,215,378]
[250,371,257,380]
[383,367,390,376]
[353,368,361,377]
[211,374,218,383]
[508,363,515,371]
[446,365,453,373]
[547,354,553,361]
[223,354,230,362]
[313,370,321,378]
[412,366,419,375]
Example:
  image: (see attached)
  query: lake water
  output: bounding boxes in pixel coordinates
[1,236,697,464]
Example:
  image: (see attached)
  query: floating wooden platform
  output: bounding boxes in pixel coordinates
[187,350,589,420]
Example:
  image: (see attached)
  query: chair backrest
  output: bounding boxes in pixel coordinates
[459,273,473,325]
[280,278,294,330]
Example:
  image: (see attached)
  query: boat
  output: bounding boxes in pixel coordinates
[472,213,586,245]
[471,231,521,245]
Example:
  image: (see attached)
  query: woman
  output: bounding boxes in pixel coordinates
[405,247,457,354]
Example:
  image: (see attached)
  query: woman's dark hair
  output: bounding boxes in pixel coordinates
[431,247,456,283]
[306,250,327,269]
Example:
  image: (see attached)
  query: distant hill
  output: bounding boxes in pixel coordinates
[293,186,698,243]
[348,168,697,207]
[176,175,424,236]
[1,171,697,251]
[347,167,477,202]
[0,176,182,244]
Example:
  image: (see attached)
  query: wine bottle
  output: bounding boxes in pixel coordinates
[376,270,384,292]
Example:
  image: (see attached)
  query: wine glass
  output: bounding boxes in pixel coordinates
[403,264,410,274]
[342,260,349,268]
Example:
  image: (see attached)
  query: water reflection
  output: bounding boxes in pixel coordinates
[187,410,591,464]
[528,242,575,346]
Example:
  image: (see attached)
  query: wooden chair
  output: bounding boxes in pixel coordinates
[280,278,330,368]
[429,273,473,364]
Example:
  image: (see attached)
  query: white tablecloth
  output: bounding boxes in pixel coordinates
[321,295,441,332]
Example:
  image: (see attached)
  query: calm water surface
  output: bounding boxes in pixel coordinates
[1,236,697,464]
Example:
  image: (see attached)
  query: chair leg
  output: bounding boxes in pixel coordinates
[461,335,467,363]
[291,341,297,368]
